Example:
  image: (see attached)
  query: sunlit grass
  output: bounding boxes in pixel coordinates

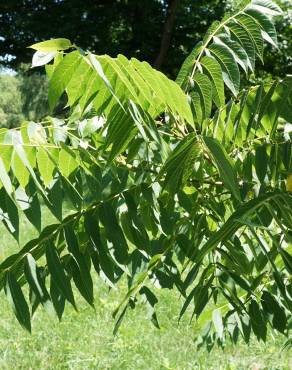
[0,223,290,369]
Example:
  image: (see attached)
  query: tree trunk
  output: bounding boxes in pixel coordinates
[154,0,181,70]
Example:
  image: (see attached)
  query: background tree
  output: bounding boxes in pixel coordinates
[0,74,24,128]
[0,69,49,128]
[0,0,231,76]
[1,0,290,77]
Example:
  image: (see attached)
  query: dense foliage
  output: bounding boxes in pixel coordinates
[0,0,291,350]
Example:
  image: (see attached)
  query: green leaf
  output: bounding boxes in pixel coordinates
[99,203,129,265]
[12,151,30,189]
[261,291,287,333]
[84,213,116,287]
[58,147,78,178]
[131,58,193,125]
[255,145,268,183]
[279,248,292,274]
[179,286,196,320]
[161,133,201,193]
[64,226,94,306]
[140,286,160,329]
[87,53,122,109]
[37,147,56,187]
[194,284,210,317]
[214,35,249,73]
[1,190,19,241]
[24,254,54,315]
[46,245,76,308]
[29,38,72,52]
[0,145,13,172]
[245,8,277,47]
[249,299,267,341]
[228,21,255,71]
[208,43,240,96]
[105,106,137,163]
[48,51,81,110]
[270,76,292,137]
[196,191,285,262]
[5,272,31,332]
[50,276,65,321]
[113,304,128,335]
[176,42,203,89]
[103,55,139,104]
[203,136,241,201]
[236,13,264,62]
[45,53,63,79]
[66,59,92,106]
[248,0,282,16]
[246,84,264,137]
[200,56,225,107]
[17,185,41,232]
[190,91,203,124]
[14,144,48,200]
[193,72,212,121]
[0,155,13,196]
[257,81,278,126]
[117,55,157,111]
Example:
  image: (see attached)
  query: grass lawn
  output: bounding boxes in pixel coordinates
[0,221,291,369]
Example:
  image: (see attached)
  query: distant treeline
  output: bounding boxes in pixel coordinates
[0,71,49,128]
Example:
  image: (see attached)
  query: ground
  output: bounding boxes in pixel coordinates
[0,220,290,370]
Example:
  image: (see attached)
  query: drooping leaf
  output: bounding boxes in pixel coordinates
[214,35,249,73]
[176,42,203,89]
[208,43,240,96]
[236,13,264,62]
[248,0,282,16]
[24,254,54,315]
[261,290,287,333]
[161,133,201,193]
[5,272,31,332]
[200,56,225,107]
[193,72,212,121]
[37,147,56,187]
[99,203,129,265]
[203,136,241,201]
[48,51,81,110]
[0,155,13,196]
[245,8,278,47]
[58,147,78,178]
[64,226,94,306]
[45,244,76,308]
[228,21,255,71]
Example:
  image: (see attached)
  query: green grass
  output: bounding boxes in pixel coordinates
[0,222,291,369]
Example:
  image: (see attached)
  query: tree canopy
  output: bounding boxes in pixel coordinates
[0,0,225,75]
[1,0,290,77]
